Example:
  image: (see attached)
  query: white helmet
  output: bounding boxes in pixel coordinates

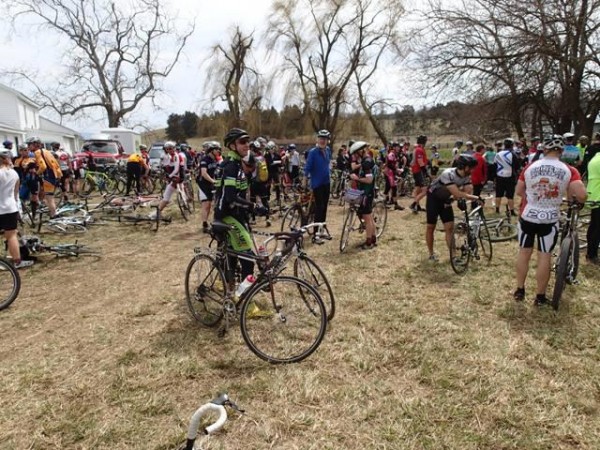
[563,132,575,140]
[349,141,368,155]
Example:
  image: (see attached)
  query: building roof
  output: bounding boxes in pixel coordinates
[0,121,25,134]
[0,82,39,108]
[39,116,80,138]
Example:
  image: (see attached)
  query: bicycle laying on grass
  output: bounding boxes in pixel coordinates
[17,235,100,259]
[485,205,518,242]
[0,256,20,311]
[185,221,328,364]
[449,199,493,274]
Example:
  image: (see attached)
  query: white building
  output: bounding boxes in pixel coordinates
[0,82,81,154]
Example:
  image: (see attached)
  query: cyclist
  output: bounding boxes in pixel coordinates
[304,129,333,243]
[425,154,480,262]
[149,141,181,219]
[30,137,62,218]
[430,144,440,177]
[451,140,463,166]
[561,132,581,168]
[409,134,429,213]
[288,143,300,186]
[494,138,519,216]
[586,149,600,265]
[53,142,73,202]
[197,141,221,233]
[582,132,600,179]
[0,148,33,268]
[513,135,587,305]
[349,141,377,249]
[249,138,271,227]
[213,128,267,280]
[264,141,282,208]
[125,150,148,196]
[471,144,487,209]
[384,142,404,210]
[2,139,12,152]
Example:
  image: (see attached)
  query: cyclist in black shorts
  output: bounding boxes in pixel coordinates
[349,141,377,249]
[425,155,481,261]
[197,141,221,233]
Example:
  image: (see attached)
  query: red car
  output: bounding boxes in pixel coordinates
[74,139,128,169]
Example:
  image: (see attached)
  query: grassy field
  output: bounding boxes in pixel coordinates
[1,193,599,449]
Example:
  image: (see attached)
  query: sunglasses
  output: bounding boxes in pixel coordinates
[237,138,250,145]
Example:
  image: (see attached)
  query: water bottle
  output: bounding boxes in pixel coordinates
[257,245,269,261]
[235,275,256,299]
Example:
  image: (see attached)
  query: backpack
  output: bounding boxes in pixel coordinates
[257,159,269,182]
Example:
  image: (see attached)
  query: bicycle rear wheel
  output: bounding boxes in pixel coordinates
[185,254,226,327]
[339,207,356,252]
[479,222,493,262]
[293,255,335,321]
[184,182,195,213]
[280,204,303,231]
[450,222,471,274]
[552,236,573,310]
[177,190,190,221]
[569,231,580,283]
[0,258,20,311]
[373,200,387,239]
[488,222,518,242]
[240,276,327,364]
[44,222,87,234]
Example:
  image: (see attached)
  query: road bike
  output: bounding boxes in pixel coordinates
[486,205,518,242]
[339,190,387,252]
[0,257,20,311]
[184,222,328,364]
[449,199,493,274]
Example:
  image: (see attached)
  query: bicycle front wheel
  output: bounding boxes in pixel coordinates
[373,200,388,239]
[177,190,190,221]
[44,222,88,234]
[449,222,471,274]
[0,258,21,311]
[552,236,573,310]
[240,276,327,364]
[185,254,226,327]
[479,222,493,262]
[293,255,335,321]
[339,207,355,252]
[280,204,303,231]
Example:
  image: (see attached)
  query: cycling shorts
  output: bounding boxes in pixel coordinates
[357,194,374,215]
[426,193,454,225]
[198,185,214,202]
[518,219,559,253]
[413,170,427,187]
[495,176,515,199]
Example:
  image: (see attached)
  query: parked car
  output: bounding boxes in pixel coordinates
[75,138,127,169]
[149,142,165,170]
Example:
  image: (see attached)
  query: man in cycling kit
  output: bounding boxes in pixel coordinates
[561,132,581,169]
[425,155,480,261]
[409,135,429,213]
[197,141,221,233]
[513,135,587,305]
[125,151,148,196]
[214,128,267,280]
[150,141,181,219]
[349,141,377,249]
[494,138,519,216]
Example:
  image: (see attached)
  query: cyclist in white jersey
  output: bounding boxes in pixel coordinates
[561,132,581,168]
[150,141,181,219]
[494,138,519,216]
[513,135,587,305]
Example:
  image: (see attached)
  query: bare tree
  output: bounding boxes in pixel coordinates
[267,0,403,142]
[6,0,194,127]
[204,26,265,128]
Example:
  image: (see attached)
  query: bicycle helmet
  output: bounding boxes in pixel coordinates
[416,134,427,145]
[18,144,28,151]
[544,135,564,151]
[349,141,368,155]
[562,132,575,141]
[503,138,514,147]
[179,143,188,151]
[465,140,473,146]
[455,154,477,170]
[242,153,256,167]
[224,128,250,148]
[317,129,331,139]
[206,141,221,152]
[163,141,176,150]
[139,144,148,151]
[579,135,589,144]
[431,144,438,150]
[2,139,12,147]
[455,140,463,146]
[0,149,12,159]
[288,143,296,150]
[26,136,41,145]
[266,140,276,150]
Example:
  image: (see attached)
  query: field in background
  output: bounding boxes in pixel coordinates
[1,195,599,449]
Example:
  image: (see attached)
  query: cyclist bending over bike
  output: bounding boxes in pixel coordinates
[349,141,378,249]
[214,128,267,281]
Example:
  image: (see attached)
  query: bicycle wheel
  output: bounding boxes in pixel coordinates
[478,221,493,262]
[567,231,580,284]
[449,222,471,274]
[293,255,335,321]
[488,222,518,242]
[185,182,196,213]
[339,207,356,252]
[185,254,226,327]
[280,204,303,231]
[44,222,87,234]
[82,178,95,196]
[0,258,21,311]
[240,276,327,364]
[552,236,573,310]
[373,200,388,239]
[177,190,190,221]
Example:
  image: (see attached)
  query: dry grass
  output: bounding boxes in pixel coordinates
[1,196,600,449]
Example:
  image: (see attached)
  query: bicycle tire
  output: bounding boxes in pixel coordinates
[340,207,355,252]
[44,222,88,234]
[568,231,580,284]
[49,244,100,257]
[293,255,335,321]
[552,236,572,310]
[478,221,493,262]
[82,178,95,196]
[0,258,21,311]
[185,254,226,327]
[185,182,196,213]
[177,190,189,221]
[280,204,303,232]
[450,222,470,274]
[239,276,327,364]
[488,222,518,242]
[373,200,388,239]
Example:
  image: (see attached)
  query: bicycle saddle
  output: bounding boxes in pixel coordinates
[211,221,233,234]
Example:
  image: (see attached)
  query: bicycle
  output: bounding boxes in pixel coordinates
[280,188,315,231]
[339,190,387,252]
[180,393,244,450]
[100,205,172,231]
[485,205,518,242]
[552,199,587,310]
[449,199,493,274]
[184,222,328,364]
[178,175,195,220]
[80,169,119,197]
[0,256,20,311]
[18,235,100,258]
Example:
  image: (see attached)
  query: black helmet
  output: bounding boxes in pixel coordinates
[317,129,331,139]
[455,140,463,146]
[416,134,427,145]
[51,141,60,149]
[26,136,41,145]
[504,138,515,147]
[224,128,250,148]
[455,154,477,170]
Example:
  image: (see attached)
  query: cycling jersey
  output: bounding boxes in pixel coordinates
[411,145,428,174]
[561,144,581,166]
[198,155,218,189]
[386,152,398,171]
[358,157,375,197]
[587,153,600,203]
[161,153,180,179]
[518,158,581,224]
[128,153,143,164]
[214,151,254,222]
[494,149,516,178]
[428,167,471,201]
[56,151,71,171]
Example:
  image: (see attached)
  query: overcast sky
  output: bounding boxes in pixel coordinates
[0,0,423,134]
